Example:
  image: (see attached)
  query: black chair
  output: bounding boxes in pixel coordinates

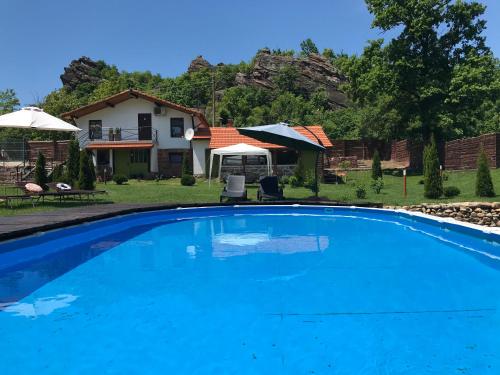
[257,176,284,201]
[220,175,247,202]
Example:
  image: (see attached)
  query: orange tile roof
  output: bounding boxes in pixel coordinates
[198,125,333,149]
[86,142,154,149]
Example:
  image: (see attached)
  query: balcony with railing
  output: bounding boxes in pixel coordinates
[78,126,158,148]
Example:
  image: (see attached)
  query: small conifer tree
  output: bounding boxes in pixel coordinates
[66,139,80,184]
[34,152,48,190]
[476,148,495,197]
[423,137,443,199]
[78,150,95,190]
[180,152,195,186]
[371,149,382,180]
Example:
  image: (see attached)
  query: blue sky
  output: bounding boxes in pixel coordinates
[2,0,499,106]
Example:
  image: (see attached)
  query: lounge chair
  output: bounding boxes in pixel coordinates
[220,175,247,202]
[257,176,284,201]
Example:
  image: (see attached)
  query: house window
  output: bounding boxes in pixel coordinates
[170,118,184,138]
[130,150,150,164]
[96,150,109,166]
[169,152,183,164]
[89,120,102,140]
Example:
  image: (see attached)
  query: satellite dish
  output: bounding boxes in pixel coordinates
[184,128,195,141]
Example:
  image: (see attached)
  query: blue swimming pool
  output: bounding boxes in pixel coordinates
[0,205,499,374]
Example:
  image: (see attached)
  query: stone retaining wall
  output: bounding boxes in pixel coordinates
[392,202,500,227]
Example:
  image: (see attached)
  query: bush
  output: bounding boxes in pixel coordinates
[66,139,80,184]
[78,151,95,190]
[418,179,424,185]
[423,137,443,199]
[181,174,196,186]
[281,175,290,185]
[443,186,461,198]
[51,163,64,182]
[476,149,495,197]
[180,152,195,186]
[34,152,48,190]
[371,177,384,194]
[303,171,319,194]
[289,175,302,188]
[113,174,128,185]
[293,154,306,186]
[372,150,382,180]
[355,184,367,199]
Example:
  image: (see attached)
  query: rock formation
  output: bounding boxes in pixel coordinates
[60,57,103,91]
[187,56,213,73]
[235,49,348,108]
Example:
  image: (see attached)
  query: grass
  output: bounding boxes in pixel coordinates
[0,169,498,216]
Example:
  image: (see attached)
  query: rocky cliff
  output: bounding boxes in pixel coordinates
[60,57,103,91]
[234,49,347,108]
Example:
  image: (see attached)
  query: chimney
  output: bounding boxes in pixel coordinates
[226,119,234,128]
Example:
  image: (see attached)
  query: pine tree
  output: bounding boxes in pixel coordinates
[423,137,443,199]
[78,150,95,190]
[66,139,80,184]
[371,149,382,180]
[34,152,48,190]
[180,152,195,186]
[476,148,495,197]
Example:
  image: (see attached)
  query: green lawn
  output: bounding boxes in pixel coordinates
[0,169,498,216]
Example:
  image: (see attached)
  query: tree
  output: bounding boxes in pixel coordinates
[180,152,195,186]
[66,139,80,184]
[423,137,443,199]
[371,150,382,180]
[34,152,48,190]
[78,150,95,190]
[300,38,319,56]
[0,89,20,114]
[476,148,495,197]
[344,0,493,142]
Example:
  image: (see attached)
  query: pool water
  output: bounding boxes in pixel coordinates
[0,206,499,374]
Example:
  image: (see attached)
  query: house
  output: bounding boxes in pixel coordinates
[62,89,209,178]
[63,89,333,179]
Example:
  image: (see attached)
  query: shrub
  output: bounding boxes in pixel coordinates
[423,137,443,199]
[355,184,367,199]
[181,174,196,186]
[281,175,290,185]
[303,171,319,194]
[113,174,128,185]
[180,152,195,186]
[372,150,382,180]
[34,152,48,190]
[51,163,65,182]
[418,179,424,185]
[66,139,80,184]
[392,170,403,177]
[293,154,306,186]
[289,175,302,188]
[78,151,95,190]
[371,177,384,194]
[476,149,495,197]
[443,186,461,198]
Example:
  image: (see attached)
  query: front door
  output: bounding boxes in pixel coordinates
[138,113,152,140]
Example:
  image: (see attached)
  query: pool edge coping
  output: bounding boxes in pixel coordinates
[0,201,498,243]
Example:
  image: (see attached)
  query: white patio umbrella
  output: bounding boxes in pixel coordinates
[0,107,80,132]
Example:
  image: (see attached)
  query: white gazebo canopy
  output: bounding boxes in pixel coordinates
[209,143,272,186]
[0,107,80,132]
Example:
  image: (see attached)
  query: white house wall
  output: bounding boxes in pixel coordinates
[192,140,209,176]
[74,98,201,174]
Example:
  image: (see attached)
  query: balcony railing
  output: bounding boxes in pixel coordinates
[78,127,158,147]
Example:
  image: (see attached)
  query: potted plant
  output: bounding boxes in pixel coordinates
[115,128,122,141]
[108,128,114,141]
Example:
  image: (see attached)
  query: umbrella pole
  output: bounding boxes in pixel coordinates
[314,151,319,198]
